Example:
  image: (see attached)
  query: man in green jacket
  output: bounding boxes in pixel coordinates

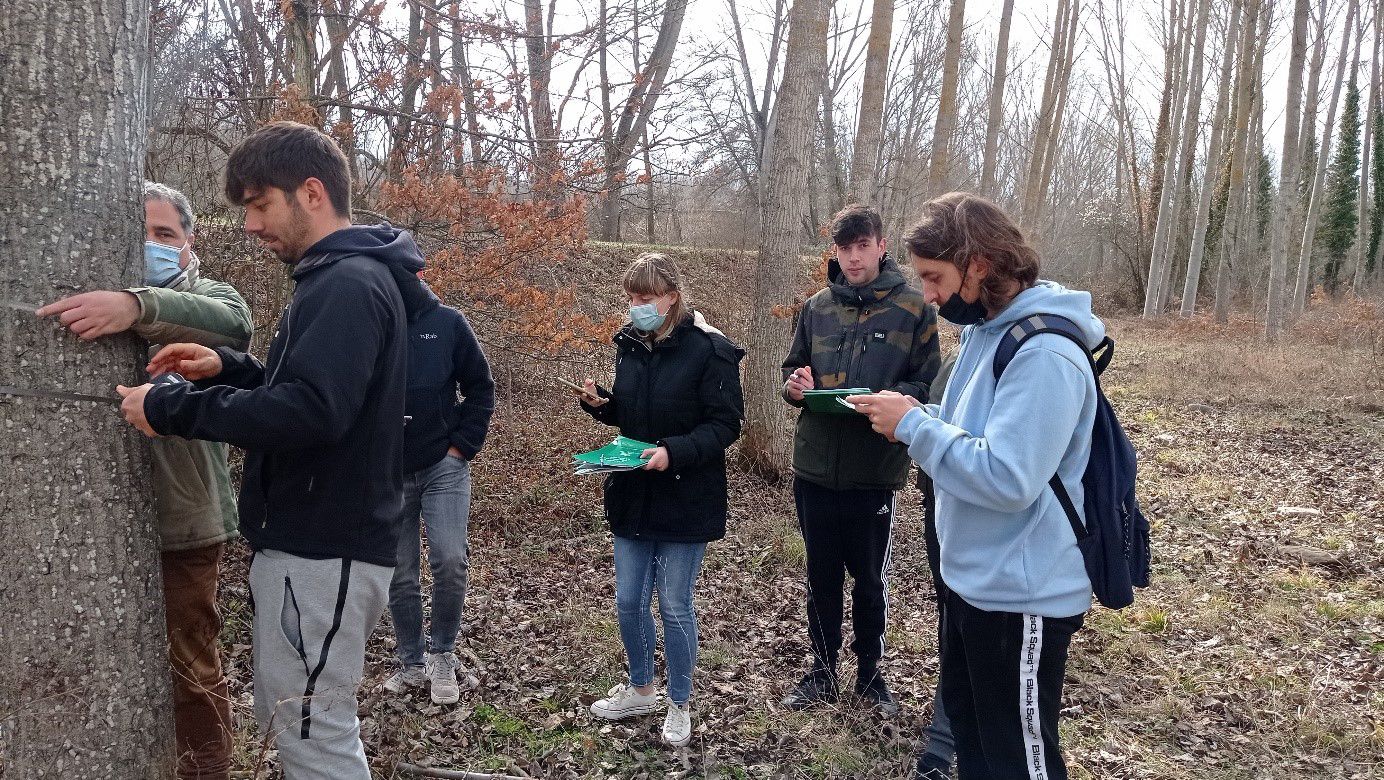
[780,203,940,715]
[39,182,252,780]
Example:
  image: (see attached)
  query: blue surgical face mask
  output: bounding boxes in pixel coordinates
[629,302,667,332]
[144,240,185,287]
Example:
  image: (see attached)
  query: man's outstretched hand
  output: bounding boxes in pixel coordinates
[36,291,140,340]
[146,343,222,381]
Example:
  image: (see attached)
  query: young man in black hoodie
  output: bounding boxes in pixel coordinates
[118,121,436,780]
[779,204,941,715]
[383,297,494,705]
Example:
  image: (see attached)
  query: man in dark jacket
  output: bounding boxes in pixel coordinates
[383,298,494,705]
[117,122,435,780]
[780,204,941,714]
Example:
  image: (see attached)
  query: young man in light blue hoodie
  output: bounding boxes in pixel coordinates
[850,193,1100,780]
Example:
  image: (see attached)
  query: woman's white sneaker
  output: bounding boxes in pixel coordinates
[589,683,661,720]
[662,701,692,747]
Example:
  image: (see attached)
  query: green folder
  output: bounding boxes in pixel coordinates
[574,435,656,469]
[800,387,871,414]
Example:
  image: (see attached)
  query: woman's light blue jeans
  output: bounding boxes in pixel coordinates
[389,454,472,668]
[613,536,707,705]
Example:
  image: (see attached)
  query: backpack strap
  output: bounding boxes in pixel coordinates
[992,314,1107,538]
[991,313,1113,380]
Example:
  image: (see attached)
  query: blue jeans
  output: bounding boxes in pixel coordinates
[389,454,472,668]
[613,537,706,705]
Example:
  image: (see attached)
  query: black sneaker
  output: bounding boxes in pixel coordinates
[782,669,839,710]
[855,670,900,716]
[914,752,951,780]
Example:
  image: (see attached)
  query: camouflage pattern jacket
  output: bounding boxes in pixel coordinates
[780,255,940,491]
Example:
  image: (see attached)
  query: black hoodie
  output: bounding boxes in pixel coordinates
[145,224,437,566]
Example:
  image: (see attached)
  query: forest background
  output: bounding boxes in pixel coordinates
[1,0,1382,777]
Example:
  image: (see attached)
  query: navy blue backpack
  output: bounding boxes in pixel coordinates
[993,314,1151,609]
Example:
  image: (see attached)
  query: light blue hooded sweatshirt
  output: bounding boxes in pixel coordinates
[894,281,1102,617]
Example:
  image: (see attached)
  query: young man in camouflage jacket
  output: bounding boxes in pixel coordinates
[39,182,251,779]
[780,204,940,715]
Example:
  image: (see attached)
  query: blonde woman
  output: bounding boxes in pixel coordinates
[573,253,744,746]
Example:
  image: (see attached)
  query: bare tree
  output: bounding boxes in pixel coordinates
[598,0,690,239]
[1213,0,1266,323]
[744,0,831,474]
[928,0,967,192]
[1182,0,1242,314]
[979,0,1016,194]
[848,0,895,203]
[1022,0,1080,227]
[1293,0,1360,315]
[0,0,176,775]
[1353,1,1382,290]
[1143,0,1196,316]
[1267,0,1312,336]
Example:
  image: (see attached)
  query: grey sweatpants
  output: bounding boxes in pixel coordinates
[249,549,392,780]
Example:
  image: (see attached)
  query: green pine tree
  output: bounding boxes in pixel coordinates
[1318,76,1362,296]
[1369,103,1383,273]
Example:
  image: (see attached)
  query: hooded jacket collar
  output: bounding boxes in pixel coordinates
[293,223,438,322]
[827,253,907,307]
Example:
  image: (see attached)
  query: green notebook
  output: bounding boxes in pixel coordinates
[800,387,871,414]
[573,435,656,473]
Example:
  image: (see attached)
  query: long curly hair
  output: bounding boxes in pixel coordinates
[903,192,1040,312]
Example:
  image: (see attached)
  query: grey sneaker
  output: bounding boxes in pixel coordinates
[426,651,478,704]
[589,683,661,721]
[383,665,427,694]
[662,701,692,746]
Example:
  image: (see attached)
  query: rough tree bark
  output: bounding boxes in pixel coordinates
[979,0,1016,194]
[847,0,895,203]
[743,0,831,475]
[0,0,176,777]
[525,0,560,192]
[928,0,966,193]
[1266,0,1310,337]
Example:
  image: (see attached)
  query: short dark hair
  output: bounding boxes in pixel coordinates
[224,121,352,218]
[829,203,884,246]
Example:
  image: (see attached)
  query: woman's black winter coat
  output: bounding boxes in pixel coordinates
[581,314,745,543]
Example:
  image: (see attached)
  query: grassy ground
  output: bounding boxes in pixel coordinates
[217,308,1383,779]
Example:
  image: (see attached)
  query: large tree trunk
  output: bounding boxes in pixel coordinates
[1157,0,1213,313]
[1266,0,1311,337]
[979,0,1015,194]
[1292,0,1359,315]
[1181,0,1242,315]
[285,0,319,106]
[927,0,966,193]
[743,0,831,475]
[0,0,175,776]
[847,0,894,203]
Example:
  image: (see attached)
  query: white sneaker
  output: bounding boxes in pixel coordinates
[425,651,478,704]
[662,701,692,747]
[383,665,427,694]
[589,683,661,721]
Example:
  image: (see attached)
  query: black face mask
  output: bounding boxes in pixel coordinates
[938,291,987,325]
